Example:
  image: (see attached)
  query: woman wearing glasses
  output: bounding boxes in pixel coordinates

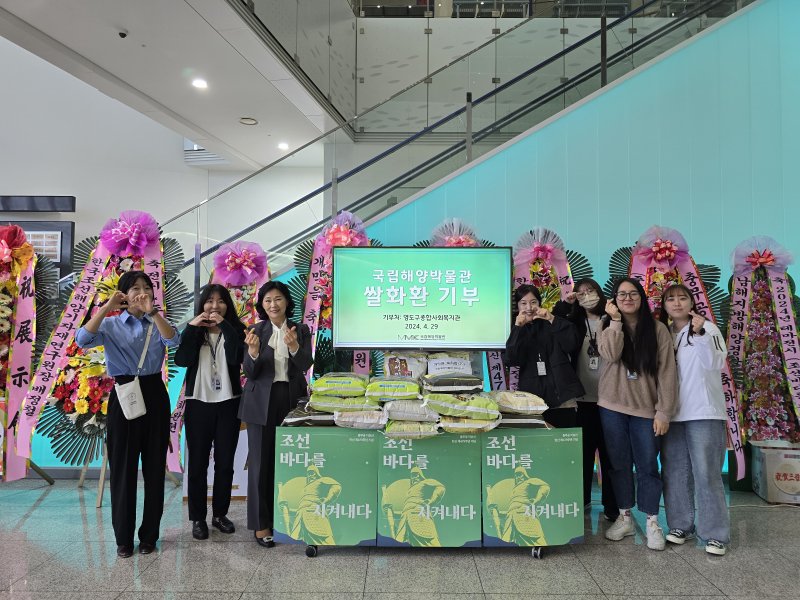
[553,278,619,521]
[598,278,677,551]
[505,284,585,428]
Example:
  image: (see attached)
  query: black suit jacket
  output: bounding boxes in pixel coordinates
[238,319,313,425]
[174,319,245,398]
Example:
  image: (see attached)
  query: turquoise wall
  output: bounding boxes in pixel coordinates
[367,0,800,287]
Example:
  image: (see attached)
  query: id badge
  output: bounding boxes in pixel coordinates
[626,369,638,380]
[588,356,600,371]
[537,361,547,376]
[212,374,222,391]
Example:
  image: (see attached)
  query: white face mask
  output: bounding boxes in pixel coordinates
[578,291,600,310]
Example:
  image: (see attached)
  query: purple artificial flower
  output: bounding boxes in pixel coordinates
[99,211,160,255]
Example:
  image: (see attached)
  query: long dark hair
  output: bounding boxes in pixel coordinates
[512,284,542,320]
[573,277,607,318]
[659,283,697,346]
[197,284,243,330]
[255,280,295,321]
[606,278,659,377]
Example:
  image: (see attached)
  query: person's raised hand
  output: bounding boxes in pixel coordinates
[532,307,554,323]
[106,291,128,312]
[606,299,621,321]
[689,311,706,334]
[284,326,300,353]
[189,312,211,327]
[245,328,260,356]
[565,291,577,304]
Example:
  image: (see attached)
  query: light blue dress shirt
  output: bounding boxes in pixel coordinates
[75,311,180,376]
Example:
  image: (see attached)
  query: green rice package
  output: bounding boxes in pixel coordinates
[308,394,381,413]
[383,351,428,379]
[420,372,483,393]
[333,410,388,430]
[365,376,420,399]
[310,372,369,397]
[485,390,548,415]
[439,415,501,434]
[422,393,500,420]
[383,399,439,422]
[384,420,440,439]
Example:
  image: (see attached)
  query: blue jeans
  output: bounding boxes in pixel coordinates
[662,419,730,543]
[599,407,663,515]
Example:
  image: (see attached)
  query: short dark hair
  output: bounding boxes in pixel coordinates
[255,280,295,321]
[573,277,607,317]
[118,270,152,293]
[512,284,542,319]
[197,284,243,329]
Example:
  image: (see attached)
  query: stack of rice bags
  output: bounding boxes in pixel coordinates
[282,396,336,427]
[381,352,438,439]
[420,351,501,434]
[484,390,549,428]
[309,372,386,430]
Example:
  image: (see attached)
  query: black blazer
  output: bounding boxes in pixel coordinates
[505,316,585,408]
[174,319,245,399]
[238,319,313,426]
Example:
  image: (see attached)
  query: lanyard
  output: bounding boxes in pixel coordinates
[674,331,686,361]
[206,331,223,371]
[585,317,599,357]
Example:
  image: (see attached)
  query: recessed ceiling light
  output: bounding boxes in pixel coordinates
[239,117,258,126]
[278,142,289,151]
[191,78,208,89]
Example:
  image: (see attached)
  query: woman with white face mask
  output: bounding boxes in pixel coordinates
[553,278,619,521]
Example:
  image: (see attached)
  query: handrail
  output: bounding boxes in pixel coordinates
[180,0,741,270]
[162,0,663,227]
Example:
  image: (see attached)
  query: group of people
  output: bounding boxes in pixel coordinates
[76,269,730,559]
[506,277,730,555]
[77,272,310,558]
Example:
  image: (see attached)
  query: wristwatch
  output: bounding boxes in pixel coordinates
[148,308,160,317]
[694,327,706,336]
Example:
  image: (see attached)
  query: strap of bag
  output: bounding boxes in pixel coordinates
[136,322,155,376]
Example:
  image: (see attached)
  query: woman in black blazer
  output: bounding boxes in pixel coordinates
[241,280,313,547]
[505,284,585,428]
[174,284,245,540]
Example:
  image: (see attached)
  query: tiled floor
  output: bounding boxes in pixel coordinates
[1,476,799,599]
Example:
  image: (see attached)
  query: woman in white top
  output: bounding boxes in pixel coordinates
[175,284,245,541]
[659,283,730,556]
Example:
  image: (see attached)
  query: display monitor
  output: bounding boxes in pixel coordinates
[332,246,512,349]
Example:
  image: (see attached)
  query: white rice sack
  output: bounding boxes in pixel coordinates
[383,399,439,422]
[486,390,548,415]
[334,410,388,430]
[439,415,501,434]
[384,420,440,439]
[426,351,473,375]
[383,351,428,379]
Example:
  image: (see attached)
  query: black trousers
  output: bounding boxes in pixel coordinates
[542,405,578,429]
[106,373,170,547]
[246,381,291,531]
[577,401,619,517]
[184,397,241,521]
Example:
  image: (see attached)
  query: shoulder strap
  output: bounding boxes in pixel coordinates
[136,322,155,375]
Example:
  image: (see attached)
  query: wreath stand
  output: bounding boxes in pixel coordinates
[77,442,181,508]
[29,461,55,485]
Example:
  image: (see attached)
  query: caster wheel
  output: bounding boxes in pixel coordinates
[531,546,544,559]
[305,545,318,557]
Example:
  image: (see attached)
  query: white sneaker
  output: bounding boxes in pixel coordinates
[646,519,666,551]
[605,514,635,541]
[705,539,727,556]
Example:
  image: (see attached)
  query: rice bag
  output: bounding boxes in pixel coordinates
[365,376,420,399]
[420,372,483,394]
[422,393,500,420]
[383,351,428,379]
[486,390,548,415]
[426,351,473,376]
[282,400,336,426]
[311,372,369,397]
[384,420,440,439]
[439,415,501,434]
[334,410,388,430]
[309,394,382,413]
[383,399,439,422]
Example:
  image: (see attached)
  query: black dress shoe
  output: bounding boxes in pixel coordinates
[254,531,275,548]
[192,520,209,540]
[212,515,235,534]
[138,542,156,555]
[116,545,134,558]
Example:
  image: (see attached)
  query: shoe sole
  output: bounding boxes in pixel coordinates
[647,542,666,551]
[706,546,726,556]
[666,535,686,545]
[605,529,635,541]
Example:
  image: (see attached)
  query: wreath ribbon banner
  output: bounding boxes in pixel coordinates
[769,276,800,421]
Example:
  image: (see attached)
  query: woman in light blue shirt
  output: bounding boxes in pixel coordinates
[76,270,180,559]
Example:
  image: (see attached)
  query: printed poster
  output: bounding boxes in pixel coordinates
[273,426,378,546]
[378,433,482,547]
[482,428,584,546]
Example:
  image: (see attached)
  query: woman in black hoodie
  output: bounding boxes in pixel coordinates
[174,284,245,541]
[505,284,584,428]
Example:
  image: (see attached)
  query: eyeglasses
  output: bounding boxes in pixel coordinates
[615,291,641,300]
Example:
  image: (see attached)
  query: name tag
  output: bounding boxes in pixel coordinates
[588,356,599,371]
[626,369,638,381]
[536,361,547,376]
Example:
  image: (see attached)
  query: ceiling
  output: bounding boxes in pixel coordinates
[0,0,339,171]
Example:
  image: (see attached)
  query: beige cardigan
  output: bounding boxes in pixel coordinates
[597,319,677,422]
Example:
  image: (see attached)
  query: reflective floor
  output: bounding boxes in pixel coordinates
[1,476,799,599]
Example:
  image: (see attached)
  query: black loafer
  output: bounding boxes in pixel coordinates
[254,531,275,548]
[117,545,134,558]
[192,520,209,540]
[212,515,235,534]
[138,542,156,555]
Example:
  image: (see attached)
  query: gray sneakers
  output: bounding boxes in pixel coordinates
[605,514,635,541]
[646,519,666,551]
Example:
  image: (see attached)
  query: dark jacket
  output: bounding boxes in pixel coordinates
[504,316,585,408]
[174,319,246,399]
[238,319,313,426]
[552,300,610,370]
